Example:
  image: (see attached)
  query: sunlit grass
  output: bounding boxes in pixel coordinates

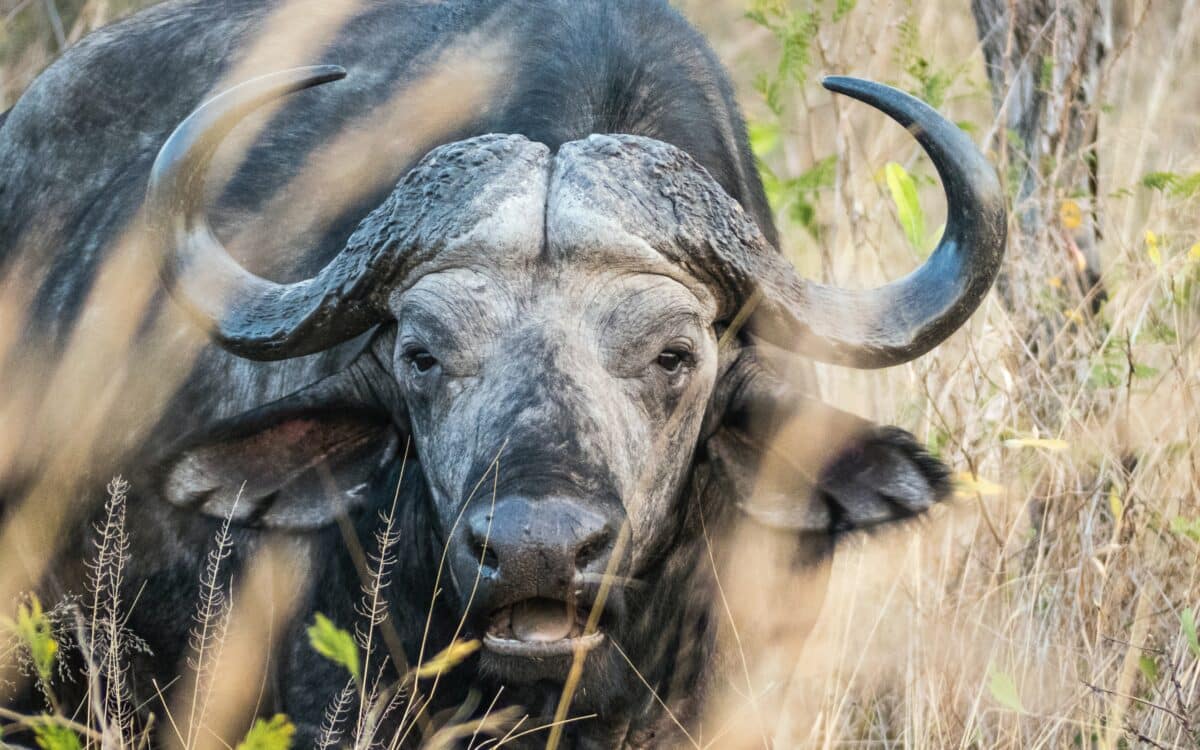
[2,0,1199,747]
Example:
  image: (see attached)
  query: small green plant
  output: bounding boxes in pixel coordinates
[894,1,957,107]
[745,0,844,238]
[1087,335,1159,390]
[757,155,838,237]
[746,0,820,114]
[307,613,361,685]
[1182,608,1200,658]
[1170,516,1200,542]
[1,596,59,690]
[1142,170,1200,199]
[1137,654,1159,684]
[30,721,82,750]
[235,714,295,750]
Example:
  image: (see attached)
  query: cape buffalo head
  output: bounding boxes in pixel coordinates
[148,67,1004,691]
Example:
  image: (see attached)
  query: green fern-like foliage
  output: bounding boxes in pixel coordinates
[235,715,295,750]
[31,721,82,750]
[307,613,361,685]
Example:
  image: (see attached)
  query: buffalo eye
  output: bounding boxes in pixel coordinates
[656,348,691,374]
[407,348,439,374]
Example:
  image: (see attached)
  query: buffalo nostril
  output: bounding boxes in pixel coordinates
[574,526,614,570]
[468,515,501,575]
[468,531,501,575]
[478,544,500,575]
[470,537,500,576]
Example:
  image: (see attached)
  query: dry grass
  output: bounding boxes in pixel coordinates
[2,0,1199,747]
[685,0,1200,747]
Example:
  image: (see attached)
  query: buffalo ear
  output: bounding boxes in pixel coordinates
[704,349,950,540]
[160,373,402,531]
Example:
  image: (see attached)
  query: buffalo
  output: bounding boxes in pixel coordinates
[0,0,1004,746]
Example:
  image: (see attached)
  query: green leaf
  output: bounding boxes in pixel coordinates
[987,664,1024,713]
[757,159,785,214]
[745,9,770,27]
[32,721,82,750]
[236,715,295,750]
[885,162,925,252]
[1169,517,1200,542]
[791,155,838,192]
[1039,56,1054,90]
[745,0,785,28]
[833,0,857,22]
[1,596,58,686]
[1144,320,1178,344]
[788,198,817,232]
[1142,171,1180,191]
[1142,171,1200,198]
[1138,655,1159,684]
[1108,489,1123,523]
[753,72,783,116]
[1088,362,1122,389]
[1146,230,1163,267]
[748,120,780,159]
[776,12,817,86]
[1181,608,1200,658]
[307,613,360,684]
[1132,363,1159,380]
[759,156,837,237]
[1172,172,1200,198]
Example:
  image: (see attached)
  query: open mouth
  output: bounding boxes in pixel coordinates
[483,597,605,657]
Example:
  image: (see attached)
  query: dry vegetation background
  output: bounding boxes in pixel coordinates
[1,0,1199,748]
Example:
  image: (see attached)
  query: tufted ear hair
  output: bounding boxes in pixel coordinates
[702,348,950,548]
[158,357,403,530]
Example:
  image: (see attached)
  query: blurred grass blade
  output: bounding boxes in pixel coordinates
[1108,489,1124,522]
[415,638,480,679]
[1002,437,1069,452]
[953,471,1004,497]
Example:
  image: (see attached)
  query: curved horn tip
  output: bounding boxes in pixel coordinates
[820,76,913,108]
[766,74,1006,369]
[302,64,349,85]
[820,75,867,94]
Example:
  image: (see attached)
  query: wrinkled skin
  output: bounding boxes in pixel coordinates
[391,140,718,568]
[389,139,723,695]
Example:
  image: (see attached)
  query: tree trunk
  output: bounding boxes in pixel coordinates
[971,0,1117,321]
